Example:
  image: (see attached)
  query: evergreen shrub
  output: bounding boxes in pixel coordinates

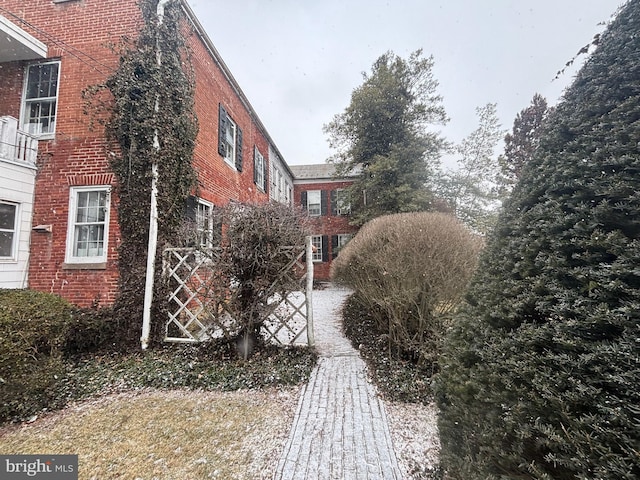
[436,2,640,478]
[331,212,482,370]
[0,290,73,422]
[64,306,118,354]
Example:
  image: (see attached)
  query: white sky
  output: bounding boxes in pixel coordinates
[187,0,623,167]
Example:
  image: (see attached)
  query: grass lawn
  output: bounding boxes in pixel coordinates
[0,388,298,479]
[0,342,317,479]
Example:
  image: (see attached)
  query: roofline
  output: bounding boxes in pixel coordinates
[292,177,355,185]
[179,0,294,178]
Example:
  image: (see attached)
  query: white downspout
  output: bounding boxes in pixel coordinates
[141,0,170,350]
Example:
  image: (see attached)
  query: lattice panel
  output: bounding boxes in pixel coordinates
[162,243,312,346]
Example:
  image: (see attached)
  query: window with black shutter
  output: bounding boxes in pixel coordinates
[218,103,242,170]
[254,146,266,191]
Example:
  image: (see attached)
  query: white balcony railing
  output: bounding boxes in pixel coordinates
[0,116,38,166]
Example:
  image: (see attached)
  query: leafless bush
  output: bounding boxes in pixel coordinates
[331,212,482,371]
[186,202,309,358]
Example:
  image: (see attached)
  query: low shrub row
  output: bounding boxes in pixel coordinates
[0,289,316,424]
[0,289,119,422]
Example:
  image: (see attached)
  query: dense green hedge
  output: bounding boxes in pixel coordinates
[436,2,640,478]
[0,290,73,422]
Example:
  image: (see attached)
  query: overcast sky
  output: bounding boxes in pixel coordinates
[186,0,623,167]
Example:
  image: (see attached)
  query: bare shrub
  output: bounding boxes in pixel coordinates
[185,202,309,358]
[331,212,482,371]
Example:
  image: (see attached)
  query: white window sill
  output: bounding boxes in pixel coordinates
[62,262,107,270]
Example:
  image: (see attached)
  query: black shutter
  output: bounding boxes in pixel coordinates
[301,191,307,210]
[185,195,197,222]
[331,235,338,259]
[253,147,258,185]
[263,156,269,195]
[235,126,243,171]
[213,206,223,244]
[330,190,337,216]
[320,190,328,216]
[218,104,227,157]
[321,235,329,262]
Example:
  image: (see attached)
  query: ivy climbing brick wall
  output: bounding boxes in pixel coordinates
[0,0,283,307]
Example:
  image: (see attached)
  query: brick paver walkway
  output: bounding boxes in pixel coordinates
[274,286,402,479]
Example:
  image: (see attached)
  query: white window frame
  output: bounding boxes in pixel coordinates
[222,115,237,168]
[336,189,351,215]
[0,201,19,261]
[65,186,111,264]
[286,185,292,206]
[307,190,322,216]
[311,235,323,262]
[195,199,214,248]
[337,233,351,251]
[270,163,278,199]
[21,61,60,138]
[254,147,265,191]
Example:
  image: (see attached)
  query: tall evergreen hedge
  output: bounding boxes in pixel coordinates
[436,1,640,478]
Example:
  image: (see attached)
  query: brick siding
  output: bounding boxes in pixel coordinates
[295,180,359,281]
[0,0,279,306]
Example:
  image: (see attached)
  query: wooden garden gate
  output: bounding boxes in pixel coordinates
[162,237,314,346]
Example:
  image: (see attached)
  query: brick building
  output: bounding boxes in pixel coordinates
[291,164,359,281]
[0,0,294,306]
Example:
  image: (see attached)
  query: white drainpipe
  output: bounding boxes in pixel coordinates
[141,0,170,350]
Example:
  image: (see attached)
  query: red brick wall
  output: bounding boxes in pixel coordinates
[295,180,359,280]
[186,18,271,207]
[0,0,139,306]
[0,0,276,306]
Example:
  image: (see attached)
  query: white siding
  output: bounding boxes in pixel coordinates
[0,159,36,288]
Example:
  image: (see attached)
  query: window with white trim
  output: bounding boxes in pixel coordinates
[218,104,243,170]
[66,186,110,263]
[336,189,351,215]
[0,202,18,260]
[254,147,266,191]
[222,115,236,165]
[306,190,322,216]
[196,199,214,248]
[336,233,351,253]
[311,235,323,262]
[22,61,59,136]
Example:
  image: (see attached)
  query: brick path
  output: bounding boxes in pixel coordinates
[274,286,402,479]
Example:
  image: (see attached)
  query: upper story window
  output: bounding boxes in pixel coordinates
[22,61,59,137]
[306,190,322,216]
[0,202,18,260]
[301,190,326,216]
[65,186,111,264]
[254,147,266,192]
[218,104,243,171]
[334,189,351,215]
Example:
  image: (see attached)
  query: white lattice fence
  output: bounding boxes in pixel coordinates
[162,240,314,346]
